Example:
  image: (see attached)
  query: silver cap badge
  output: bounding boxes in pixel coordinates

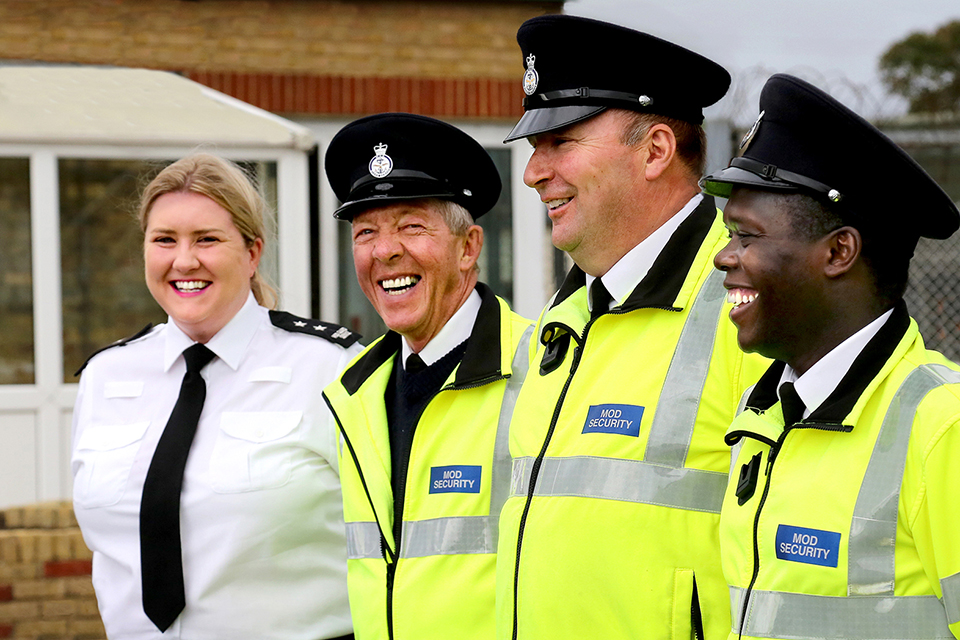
[739,110,765,151]
[368,142,393,179]
[523,53,539,96]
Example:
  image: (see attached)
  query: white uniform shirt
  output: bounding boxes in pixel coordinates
[72,294,362,640]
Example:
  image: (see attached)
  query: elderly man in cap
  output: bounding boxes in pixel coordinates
[322,113,533,640]
[497,14,768,640]
[703,74,960,640]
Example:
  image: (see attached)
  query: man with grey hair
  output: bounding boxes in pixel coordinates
[323,112,533,640]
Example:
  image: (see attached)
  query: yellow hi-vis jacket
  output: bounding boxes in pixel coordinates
[721,303,960,640]
[324,284,533,640]
[497,199,769,640]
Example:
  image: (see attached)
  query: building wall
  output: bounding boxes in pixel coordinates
[0,502,104,640]
[0,0,561,118]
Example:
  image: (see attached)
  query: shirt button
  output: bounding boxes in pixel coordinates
[256,429,265,438]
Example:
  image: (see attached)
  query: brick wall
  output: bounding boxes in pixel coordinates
[0,503,105,640]
[0,0,561,118]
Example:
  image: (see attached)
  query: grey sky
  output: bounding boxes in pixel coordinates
[564,0,960,124]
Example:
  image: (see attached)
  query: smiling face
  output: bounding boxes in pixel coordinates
[523,109,650,275]
[714,188,833,367]
[144,191,263,343]
[351,200,482,352]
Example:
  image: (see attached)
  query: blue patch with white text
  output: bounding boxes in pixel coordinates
[429,465,481,494]
[775,524,841,567]
[581,404,644,437]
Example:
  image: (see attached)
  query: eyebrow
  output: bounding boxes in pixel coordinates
[146,227,227,235]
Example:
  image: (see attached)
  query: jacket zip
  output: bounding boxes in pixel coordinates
[738,430,784,639]
[510,305,682,639]
[510,318,593,640]
[737,420,851,639]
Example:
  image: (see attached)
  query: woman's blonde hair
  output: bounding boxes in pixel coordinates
[138,153,278,309]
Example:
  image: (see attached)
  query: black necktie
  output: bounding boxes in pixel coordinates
[590,279,612,320]
[140,343,216,631]
[779,381,806,426]
[406,353,427,374]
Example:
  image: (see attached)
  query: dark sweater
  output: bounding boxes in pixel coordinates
[384,340,469,549]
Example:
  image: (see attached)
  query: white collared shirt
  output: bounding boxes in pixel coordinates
[586,194,703,312]
[400,288,482,368]
[778,308,894,418]
[72,293,362,640]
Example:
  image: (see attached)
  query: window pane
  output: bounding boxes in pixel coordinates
[60,159,279,382]
[0,158,34,384]
[336,146,513,342]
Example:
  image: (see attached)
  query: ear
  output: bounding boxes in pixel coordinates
[823,227,861,278]
[248,237,264,277]
[643,124,678,181]
[460,225,484,272]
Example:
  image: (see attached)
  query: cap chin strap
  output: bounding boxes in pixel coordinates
[731,157,843,203]
[524,87,653,109]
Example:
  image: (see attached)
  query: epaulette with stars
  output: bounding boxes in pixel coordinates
[269,310,361,348]
[74,323,156,376]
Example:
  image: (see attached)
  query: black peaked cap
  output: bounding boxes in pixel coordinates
[504,14,731,142]
[701,73,960,240]
[326,113,502,221]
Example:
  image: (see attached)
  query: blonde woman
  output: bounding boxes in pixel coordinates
[72,153,360,640]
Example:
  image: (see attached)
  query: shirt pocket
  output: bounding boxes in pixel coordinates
[209,411,303,493]
[73,421,151,509]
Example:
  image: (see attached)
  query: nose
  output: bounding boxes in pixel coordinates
[172,242,200,272]
[714,239,737,272]
[523,146,553,189]
[371,232,403,263]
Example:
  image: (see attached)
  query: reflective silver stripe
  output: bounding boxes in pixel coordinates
[346,521,382,559]
[490,325,534,523]
[849,363,960,595]
[400,515,497,558]
[644,268,726,468]
[510,455,727,513]
[731,586,954,639]
[943,571,960,626]
[394,325,532,560]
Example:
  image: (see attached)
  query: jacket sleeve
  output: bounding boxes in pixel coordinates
[910,409,960,638]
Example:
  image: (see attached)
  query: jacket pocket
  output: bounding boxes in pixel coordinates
[209,411,302,493]
[672,567,699,640]
[73,421,150,508]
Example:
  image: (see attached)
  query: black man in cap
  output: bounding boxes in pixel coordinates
[497,15,769,640]
[704,73,960,640]
[322,113,534,640]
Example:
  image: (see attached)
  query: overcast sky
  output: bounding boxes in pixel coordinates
[565,0,960,124]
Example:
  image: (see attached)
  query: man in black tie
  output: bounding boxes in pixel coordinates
[703,74,960,639]
[322,113,533,640]
[496,16,768,640]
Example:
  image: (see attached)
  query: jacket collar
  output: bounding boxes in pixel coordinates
[551,195,718,312]
[745,300,911,424]
[340,282,503,394]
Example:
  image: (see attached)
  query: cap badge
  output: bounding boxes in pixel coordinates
[369,142,393,179]
[739,110,764,151]
[523,53,539,96]
[638,95,653,107]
